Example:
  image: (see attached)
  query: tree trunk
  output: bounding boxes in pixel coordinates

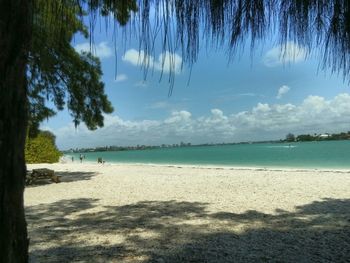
[0,0,32,262]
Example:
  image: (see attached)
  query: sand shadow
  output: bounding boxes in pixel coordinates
[25,171,97,187]
[26,198,350,262]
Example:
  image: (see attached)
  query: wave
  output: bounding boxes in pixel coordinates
[266,145,297,148]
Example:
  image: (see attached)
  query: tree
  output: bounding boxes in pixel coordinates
[285,133,295,142]
[0,1,135,262]
[0,1,32,262]
[296,134,315,142]
[25,130,62,164]
[27,0,114,136]
[2,0,350,261]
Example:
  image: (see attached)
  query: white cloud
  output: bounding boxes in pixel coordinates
[53,93,350,149]
[122,49,151,66]
[122,49,182,74]
[164,110,192,124]
[39,126,54,133]
[74,41,113,59]
[276,85,290,99]
[263,42,307,67]
[255,103,271,113]
[115,74,128,82]
[157,51,182,74]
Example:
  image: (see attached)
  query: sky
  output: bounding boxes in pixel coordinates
[42,19,350,150]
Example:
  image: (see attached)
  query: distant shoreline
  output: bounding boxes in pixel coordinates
[55,159,350,173]
[62,138,350,154]
[61,140,350,171]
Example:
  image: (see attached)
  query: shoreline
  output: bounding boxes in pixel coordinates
[53,160,350,173]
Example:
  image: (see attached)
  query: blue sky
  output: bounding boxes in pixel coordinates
[42,22,350,150]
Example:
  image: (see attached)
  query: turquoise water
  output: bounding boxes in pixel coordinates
[68,140,350,169]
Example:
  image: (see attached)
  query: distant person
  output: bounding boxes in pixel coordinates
[79,154,83,163]
[97,157,106,164]
[71,156,74,162]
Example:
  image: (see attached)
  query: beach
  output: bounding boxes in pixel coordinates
[25,163,350,262]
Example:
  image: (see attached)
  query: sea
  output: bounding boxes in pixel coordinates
[67,140,350,169]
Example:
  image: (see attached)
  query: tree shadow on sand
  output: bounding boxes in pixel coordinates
[25,171,97,187]
[26,198,350,262]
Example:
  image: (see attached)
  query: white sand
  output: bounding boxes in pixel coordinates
[25,163,350,262]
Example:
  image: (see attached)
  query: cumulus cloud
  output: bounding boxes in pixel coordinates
[122,49,182,74]
[115,74,128,82]
[276,85,290,99]
[164,110,192,124]
[263,42,307,67]
[122,49,149,66]
[74,42,113,59]
[54,93,350,149]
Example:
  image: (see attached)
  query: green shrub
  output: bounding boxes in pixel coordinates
[25,130,62,163]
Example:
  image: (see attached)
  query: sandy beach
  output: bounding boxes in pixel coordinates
[25,163,350,262]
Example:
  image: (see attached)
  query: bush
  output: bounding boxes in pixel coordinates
[25,130,62,163]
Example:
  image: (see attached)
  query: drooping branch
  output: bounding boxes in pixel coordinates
[36,0,350,93]
[122,0,350,83]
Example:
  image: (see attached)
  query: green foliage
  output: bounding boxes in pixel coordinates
[285,133,295,142]
[295,131,350,142]
[88,0,138,25]
[25,0,350,134]
[28,0,121,136]
[25,130,62,164]
[296,134,315,142]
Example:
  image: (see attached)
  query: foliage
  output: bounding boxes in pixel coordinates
[285,133,295,142]
[296,131,350,142]
[78,0,350,90]
[4,0,350,261]
[27,0,119,136]
[296,134,315,142]
[29,1,350,126]
[131,0,350,83]
[25,130,62,163]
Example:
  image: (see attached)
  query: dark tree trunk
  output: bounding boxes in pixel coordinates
[0,0,32,262]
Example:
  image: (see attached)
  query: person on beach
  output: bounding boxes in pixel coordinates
[79,154,83,163]
[71,156,74,162]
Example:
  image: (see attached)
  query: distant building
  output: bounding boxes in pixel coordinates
[318,133,330,138]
